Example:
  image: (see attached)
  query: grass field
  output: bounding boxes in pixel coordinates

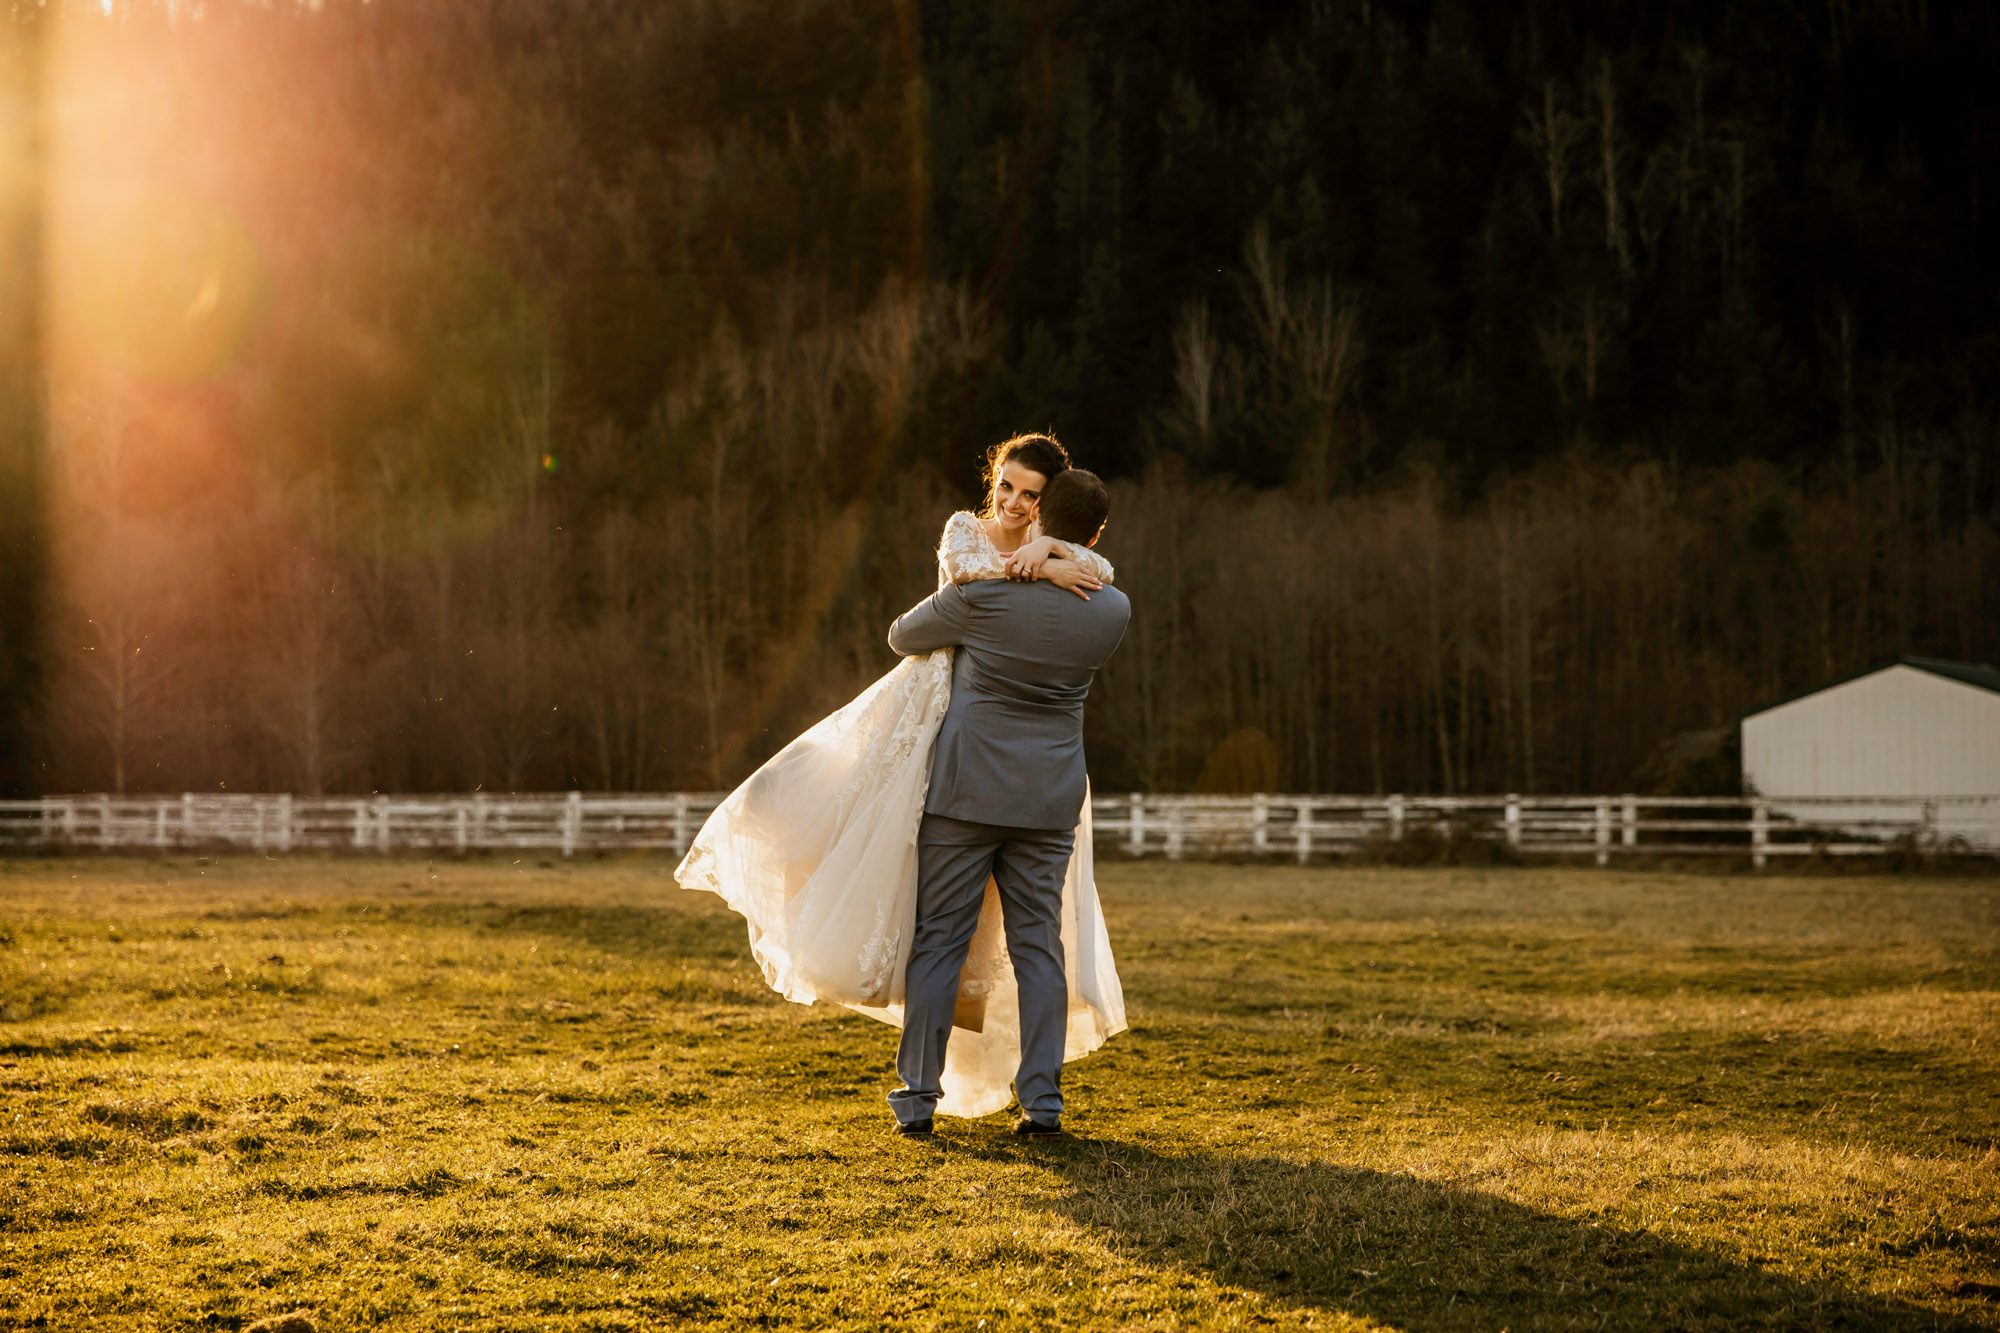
[1,855,1997,1331]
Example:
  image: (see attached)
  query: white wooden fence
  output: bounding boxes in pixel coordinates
[1,792,1995,866]
[1097,793,2000,866]
[0,793,723,859]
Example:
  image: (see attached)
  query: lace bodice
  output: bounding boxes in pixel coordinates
[935,510,1116,589]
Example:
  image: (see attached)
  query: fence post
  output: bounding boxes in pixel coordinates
[1295,798,1315,864]
[1252,793,1268,855]
[377,797,391,854]
[1164,799,1185,861]
[180,792,193,847]
[1388,795,1405,842]
[672,793,691,856]
[252,799,267,854]
[562,790,583,859]
[155,803,168,851]
[1505,795,1521,849]
[97,794,111,849]
[1622,795,1637,848]
[278,794,294,853]
[1594,799,1610,866]
[1128,794,1146,858]
[1751,799,1769,870]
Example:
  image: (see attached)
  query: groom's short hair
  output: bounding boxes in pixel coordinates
[1039,468,1110,544]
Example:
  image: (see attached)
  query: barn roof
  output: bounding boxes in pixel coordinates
[1741,655,2000,720]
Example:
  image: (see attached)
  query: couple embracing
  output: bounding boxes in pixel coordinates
[676,433,1130,1138]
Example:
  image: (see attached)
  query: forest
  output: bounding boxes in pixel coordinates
[5,0,1997,796]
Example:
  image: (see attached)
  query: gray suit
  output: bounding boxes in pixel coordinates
[884,577,1130,1126]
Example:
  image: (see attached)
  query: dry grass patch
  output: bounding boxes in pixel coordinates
[0,854,1994,1329]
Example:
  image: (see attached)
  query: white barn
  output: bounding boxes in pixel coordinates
[1740,656,2000,848]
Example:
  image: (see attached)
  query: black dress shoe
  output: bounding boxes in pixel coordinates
[1012,1116,1063,1138]
[896,1117,935,1137]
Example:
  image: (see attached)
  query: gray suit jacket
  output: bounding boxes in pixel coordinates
[888,578,1131,830]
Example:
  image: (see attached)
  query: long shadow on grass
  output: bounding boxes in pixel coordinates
[973,1136,1972,1331]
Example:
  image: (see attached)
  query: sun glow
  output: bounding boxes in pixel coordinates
[23,0,936,797]
[56,191,266,382]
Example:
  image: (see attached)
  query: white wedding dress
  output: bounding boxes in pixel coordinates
[675,512,1127,1118]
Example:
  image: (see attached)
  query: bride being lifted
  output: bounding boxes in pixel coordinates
[675,433,1126,1119]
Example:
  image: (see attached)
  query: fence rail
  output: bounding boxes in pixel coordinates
[1096,793,1999,866]
[0,793,726,859]
[2,792,1996,865]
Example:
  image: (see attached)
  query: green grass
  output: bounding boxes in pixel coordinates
[1,855,1997,1331]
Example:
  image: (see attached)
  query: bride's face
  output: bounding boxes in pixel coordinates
[992,460,1048,531]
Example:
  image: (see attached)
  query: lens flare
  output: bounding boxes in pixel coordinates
[711,0,934,779]
[56,190,267,383]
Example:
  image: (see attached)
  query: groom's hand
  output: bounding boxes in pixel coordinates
[888,581,974,655]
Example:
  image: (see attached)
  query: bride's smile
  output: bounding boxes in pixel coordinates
[986,459,1047,552]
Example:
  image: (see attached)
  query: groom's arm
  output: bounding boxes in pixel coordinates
[888,581,974,656]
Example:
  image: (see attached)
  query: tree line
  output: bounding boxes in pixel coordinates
[49,292,1996,795]
[11,0,1998,795]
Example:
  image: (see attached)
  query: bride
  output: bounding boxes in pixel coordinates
[675,433,1126,1119]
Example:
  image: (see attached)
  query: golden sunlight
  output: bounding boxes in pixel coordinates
[55,190,265,382]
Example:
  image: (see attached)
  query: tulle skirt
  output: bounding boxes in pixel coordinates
[674,649,1126,1118]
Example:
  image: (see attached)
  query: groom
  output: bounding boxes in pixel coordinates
[884,468,1130,1139]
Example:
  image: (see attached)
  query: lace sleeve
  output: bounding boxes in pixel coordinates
[1064,543,1116,586]
[938,511,1009,586]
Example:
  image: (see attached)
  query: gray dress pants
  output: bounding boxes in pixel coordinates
[888,812,1074,1126]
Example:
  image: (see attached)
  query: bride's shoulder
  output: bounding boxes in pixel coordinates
[936,510,1006,584]
[939,510,987,544]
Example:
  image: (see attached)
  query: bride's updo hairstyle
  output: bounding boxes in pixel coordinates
[978,432,1070,518]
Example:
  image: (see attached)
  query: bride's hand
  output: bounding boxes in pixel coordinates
[1039,557,1102,600]
[1005,536,1063,581]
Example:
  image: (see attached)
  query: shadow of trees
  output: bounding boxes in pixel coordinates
[963,1136,1973,1331]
